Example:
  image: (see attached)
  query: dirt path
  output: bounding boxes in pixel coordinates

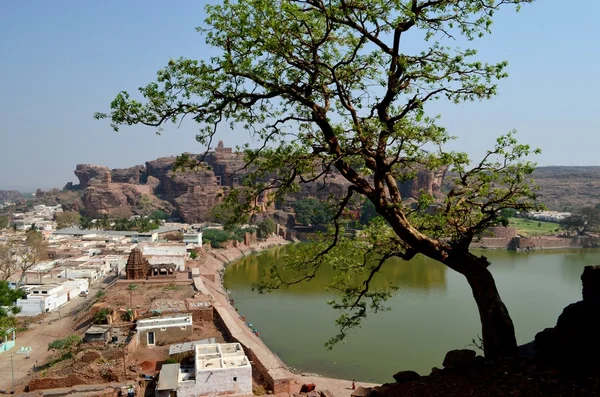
[0,276,115,394]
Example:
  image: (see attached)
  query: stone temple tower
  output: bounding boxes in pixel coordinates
[125,248,149,280]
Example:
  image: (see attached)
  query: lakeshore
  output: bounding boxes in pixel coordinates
[197,237,379,396]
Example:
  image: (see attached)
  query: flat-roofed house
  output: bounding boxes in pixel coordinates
[136,314,193,347]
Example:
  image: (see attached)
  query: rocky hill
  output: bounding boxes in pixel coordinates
[29,141,445,223]
[0,190,23,203]
[27,147,600,223]
[532,166,600,211]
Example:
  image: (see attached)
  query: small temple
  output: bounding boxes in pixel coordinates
[125,248,177,280]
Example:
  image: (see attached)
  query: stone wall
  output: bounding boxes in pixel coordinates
[470,237,513,249]
[213,308,293,394]
[515,236,581,250]
[138,325,193,347]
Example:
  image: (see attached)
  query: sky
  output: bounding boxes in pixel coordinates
[0,0,598,191]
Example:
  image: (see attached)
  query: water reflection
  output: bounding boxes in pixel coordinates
[225,245,448,293]
[224,245,600,382]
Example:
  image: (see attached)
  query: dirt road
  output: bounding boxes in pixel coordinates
[0,276,115,394]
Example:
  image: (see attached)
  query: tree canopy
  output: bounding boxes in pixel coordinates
[293,198,332,227]
[97,0,541,359]
[560,207,600,236]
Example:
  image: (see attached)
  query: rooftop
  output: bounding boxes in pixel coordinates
[169,338,217,355]
[85,325,111,334]
[156,363,180,391]
[136,314,193,330]
[195,343,249,371]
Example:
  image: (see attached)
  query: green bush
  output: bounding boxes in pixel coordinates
[93,308,112,324]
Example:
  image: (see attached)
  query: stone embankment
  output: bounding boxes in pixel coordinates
[470,226,600,250]
[197,237,378,397]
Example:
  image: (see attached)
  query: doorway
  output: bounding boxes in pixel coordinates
[147,332,155,346]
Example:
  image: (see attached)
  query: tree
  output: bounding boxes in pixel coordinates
[97,0,541,359]
[55,211,81,229]
[257,218,276,238]
[359,199,380,226]
[293,198,332,227]
[0,216,8,230]
[210,202,249,231]
[149,210,169,221]
[79,215,94,229]
[560,207,600,236]
[127,283,137,316]
[13,230,48,288]
[0,281,25,333]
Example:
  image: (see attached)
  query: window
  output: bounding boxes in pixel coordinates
[181,326,186,330]
[233,377,237,382]
[161,327,166,331]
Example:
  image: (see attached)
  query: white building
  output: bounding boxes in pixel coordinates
[142,245,187,256]
[157,342,252,397]
[183,232,203,246]
[16,283,80,316]
[131,232,158,243]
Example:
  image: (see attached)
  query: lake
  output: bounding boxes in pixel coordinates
[223,245,600,383]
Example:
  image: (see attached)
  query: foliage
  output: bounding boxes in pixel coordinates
[55,211,81,229]
[0,281,25,333]
[149,210,169,221]
[257,218,276,238]
[113,217,160,232]
[202,228,238,248]
[164,358,179,364]
[0,216,8,230]
[293,198,332,227]
[560,207,600,236]
[79,215,94,229]
[93,308,113,324]
[189,250,198,260]
[6,230,49,288]
[359,199,380,226]
[48,334,81,354]
[210,202,249,231]
[97,0,541,358]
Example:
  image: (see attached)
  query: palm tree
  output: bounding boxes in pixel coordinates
[127,283,137,321]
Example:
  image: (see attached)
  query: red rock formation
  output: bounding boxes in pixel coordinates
[111,165,146,184]
[74,164,112,188]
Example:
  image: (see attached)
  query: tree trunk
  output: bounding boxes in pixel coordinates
[451,252,518,359]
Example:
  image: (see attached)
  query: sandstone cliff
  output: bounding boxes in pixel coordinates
[74,164,112,188]
[36,141,448,223]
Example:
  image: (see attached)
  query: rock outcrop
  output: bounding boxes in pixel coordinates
[174,186,224,223]
[74,164,112,188]
[0,190,23,203]
[111,165,146,184]
[64,141,447,222]
[398,166,448,200]
[534,265,600,369]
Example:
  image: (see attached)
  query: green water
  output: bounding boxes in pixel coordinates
[223,245,600,383]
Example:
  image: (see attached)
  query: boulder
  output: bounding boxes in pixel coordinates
[111,165,145,184]
[582,265,600,302]
[74,164,111,188]
[392,370,421,383]
[534,265,600,369]
[442,349,476,369]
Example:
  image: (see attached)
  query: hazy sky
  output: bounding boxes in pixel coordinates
[0,0,598,191]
